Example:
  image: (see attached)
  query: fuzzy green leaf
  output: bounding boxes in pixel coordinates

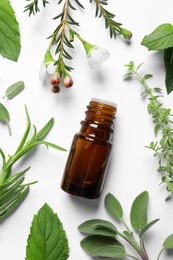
[163,234,173,249]
[78,219,117,237]
[164,48,173,94]
[0,103,11,135]
[0,0,21,61]
[104,193,123,220]
[26,203,69,260]
[3,81,25,99]
[139,218,159,237]
[80,235,126,258]
[130,191,149,232]
[141,24,173,51]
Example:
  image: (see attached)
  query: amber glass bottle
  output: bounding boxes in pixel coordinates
[61,98,117,199]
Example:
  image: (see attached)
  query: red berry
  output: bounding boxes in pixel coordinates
[64,76,73,88]
[51,84,60,93]
[50,72,61,85]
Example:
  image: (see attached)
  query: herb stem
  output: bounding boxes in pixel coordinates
[156,247,165,260]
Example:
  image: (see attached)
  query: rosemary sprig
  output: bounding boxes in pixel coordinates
[124,61,173,200]
[24,0,49,16]
[0,105,65,221]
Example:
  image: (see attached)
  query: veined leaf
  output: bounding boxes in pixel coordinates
[104,193,123,220]
[163,234,173,249]
[141,24,173,51]
[26,203,69,260]
[0,0,21,61]
[3,81,25,99]
[164,48,173,94]
[130,191,149,232]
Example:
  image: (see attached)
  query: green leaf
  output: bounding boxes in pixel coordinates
[104,193,123,220]
[141,24,173,51]
[164,48,173,94]
[3,81,25,99]
[0,103,11,136]
[80,235,126,258]
[78,219,117,237]
[163,234,173,249]
[0,0,21,61]
[33,118,54,142]
[139,218,160,237]
[130,191,149,232]
[26,203,69,260]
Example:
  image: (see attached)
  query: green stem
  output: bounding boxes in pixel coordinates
[126,254,140,260]
[140,237,149,260]
[157,248,165,260]
[121,218,132,233]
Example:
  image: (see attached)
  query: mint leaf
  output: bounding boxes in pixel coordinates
[3,81,25,99]
[130,191,149,232]
[141,24,173,51]
[104,193,123,220]
[164,48,173,94]
[0,0,21,61]
[26,203,69,260]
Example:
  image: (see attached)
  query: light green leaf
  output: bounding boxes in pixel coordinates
[130,191,149,232]
[164,48,173,94]
[0,103,11,136]
[3,81,25,99]
[104,193,123,220]
[26,203,69,260]
[141,24,173,51]
[80,235,126,258]
[78,219,117,237]
[139,218,159,237]
[163,234,173,249]
[0,0,21,61]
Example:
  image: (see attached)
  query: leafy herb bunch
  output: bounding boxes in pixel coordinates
[24,0,132,93]
[78,191,173,259]
[124,61,173,200]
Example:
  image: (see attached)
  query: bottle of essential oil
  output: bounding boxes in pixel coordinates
[61,98,117,199]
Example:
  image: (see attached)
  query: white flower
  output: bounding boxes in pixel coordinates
[87,46,110,69]
[39,62,56,81]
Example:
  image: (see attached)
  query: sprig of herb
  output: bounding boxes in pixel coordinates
[0,105,66,222]
[26,203,69,260]
[24,0,49,16]
[78,191,173,259]
[124,61,173,200]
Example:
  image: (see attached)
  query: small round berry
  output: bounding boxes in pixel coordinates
[64,76,73,88]
[50,72,61,85]
[51,84,60,93]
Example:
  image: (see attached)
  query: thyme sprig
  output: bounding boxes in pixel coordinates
[24,0,49,16]
[124,61,173,199]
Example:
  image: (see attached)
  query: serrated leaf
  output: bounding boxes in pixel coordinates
[3,81,25,99]
[104,193,123,220]
[26,203,69,260]
[130,191,149,232]
[139,218,159,237]
[163,234,173,249]
[80,235,126,258]
[0,0,21,61]
[164,48,173,94]
[141,24,173,51]
[78,219,117,237]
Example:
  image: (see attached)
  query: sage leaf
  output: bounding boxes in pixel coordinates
[78,219,117,237]
[0,103,11,136]
[130,191,149,232]
[141,24,173,51]
[26,203,69,260]
[163,234,173,249]
[139,218,160,238]
[3,81,25,99]
[0,0,21,61]
[164,48,173,94]
[104,193,123,220]
[80,235,126,258]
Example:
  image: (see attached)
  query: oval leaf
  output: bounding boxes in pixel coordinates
[130,191,149,232]
[80,235,126,258]
[78,219,117,237]
[0,0,21,61]
[104,193,123,220]
[163,234,173,249]
[26,203,69,260]
[0,103,10,122]
[3,81,25,99]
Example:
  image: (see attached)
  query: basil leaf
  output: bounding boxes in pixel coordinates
[26,203,69,260]
[0,0,21,61]
[164,48,173,94]
[3,81,25,99]
[0,103,11,135]
[104,193,123,220]
[130,191,149,232]
[80,235,126,258]
[141,24,173,51]
[163,234,173,249]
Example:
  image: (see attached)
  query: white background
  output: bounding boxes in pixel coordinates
[1,0,173,259]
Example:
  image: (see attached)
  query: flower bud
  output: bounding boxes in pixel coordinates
[50,72,61,85]
[120,28,132,40]
[64,76,73,88]
[51,84,60,93]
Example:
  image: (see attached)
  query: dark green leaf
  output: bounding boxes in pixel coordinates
[26,203,69,260]
[0,0,21,61]
[130,191,149,232]
[139,218,160,237]
[164,48,173,94]
[105,193,123,220]
[163,234,173,249]
[3,81,25,99]
[80,235,126,258]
